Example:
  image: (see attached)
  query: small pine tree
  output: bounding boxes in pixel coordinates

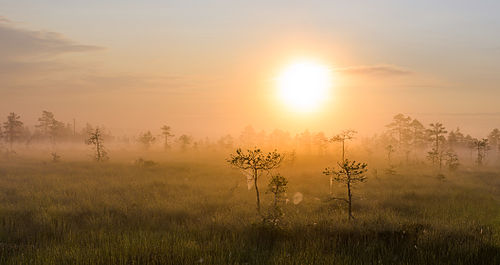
[386,144,395,164]
[51,152,61,162]
[444,150,459,171]
[323,159,368,220]
[138,131,156,150]
[265,174,288,224]
[86,128,108,162]
[427,148,445,169]
[426,123,447,168]
[472,138,490,166]
[177,134,193,151]
[227,148,283,214]
[2,112,24,153]
[329,130,357,162]
[328,129,357,194]
[160,125,174,150]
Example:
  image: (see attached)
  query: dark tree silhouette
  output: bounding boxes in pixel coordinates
[86,128,108,162]
[323,159,368,220]
[329,129,357,194]
[488,128,500,158]
[266,174,288,223]
[330,129,357,162]
[472,138,490,166]
[386,144,395,164]
[410,119,426,147]
[177,134,193,151]
[445,150,459,171]
[36,110,55,135]
[427,123,447,168]
[35,110,65,143]
[386,113,412,151]
[51,152,61,162]
[227,148,283,214]
[2,112,24,152]
[407,119,427,162]
[138,131,156,150]
[427,149,444,169]
[447,128,464,150]
[160,125,174,150]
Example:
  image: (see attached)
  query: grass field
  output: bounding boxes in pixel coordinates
[0,154,499,264]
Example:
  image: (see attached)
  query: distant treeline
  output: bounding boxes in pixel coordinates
[1,111,499,165]
[0,111,113,146]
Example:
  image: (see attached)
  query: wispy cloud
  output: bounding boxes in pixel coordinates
[336,64,412,76]
[0,16,103,77]
[0,18,103,60]
[0,17,210,96]
[0,60,71,75]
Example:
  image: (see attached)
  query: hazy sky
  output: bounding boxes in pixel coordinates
[1,1,500,137]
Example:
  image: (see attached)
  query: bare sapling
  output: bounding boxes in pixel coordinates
[86,128,108,162]
[323,159,368,220]
[328,129,357,194]
[227,148,283,215]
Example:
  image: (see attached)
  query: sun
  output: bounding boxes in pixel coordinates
[276,60,332,112]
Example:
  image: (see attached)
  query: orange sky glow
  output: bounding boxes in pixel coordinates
[2,1,500,138]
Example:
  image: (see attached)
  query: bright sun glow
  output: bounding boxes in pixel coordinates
[277,60,332,112]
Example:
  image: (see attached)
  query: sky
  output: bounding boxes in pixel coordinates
[1,0,500,138]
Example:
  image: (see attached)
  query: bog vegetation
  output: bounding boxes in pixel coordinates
[0,111,499,264]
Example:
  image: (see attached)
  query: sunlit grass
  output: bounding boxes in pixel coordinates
[0,157,498,264]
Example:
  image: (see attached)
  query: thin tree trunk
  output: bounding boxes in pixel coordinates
[342,139,345,162]
[329,176,333,195]
[96,140,101,161]
[254,168,260,214]
[436,134,439,153]
[347,178,352,220]
[164,136,169,150]
[477,145,482,166]
[398,130,402,150]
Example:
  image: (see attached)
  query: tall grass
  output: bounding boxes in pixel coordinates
[0,157,498,264]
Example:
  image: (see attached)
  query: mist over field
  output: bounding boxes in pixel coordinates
[0,111,499,264]
[2,1,500,264]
